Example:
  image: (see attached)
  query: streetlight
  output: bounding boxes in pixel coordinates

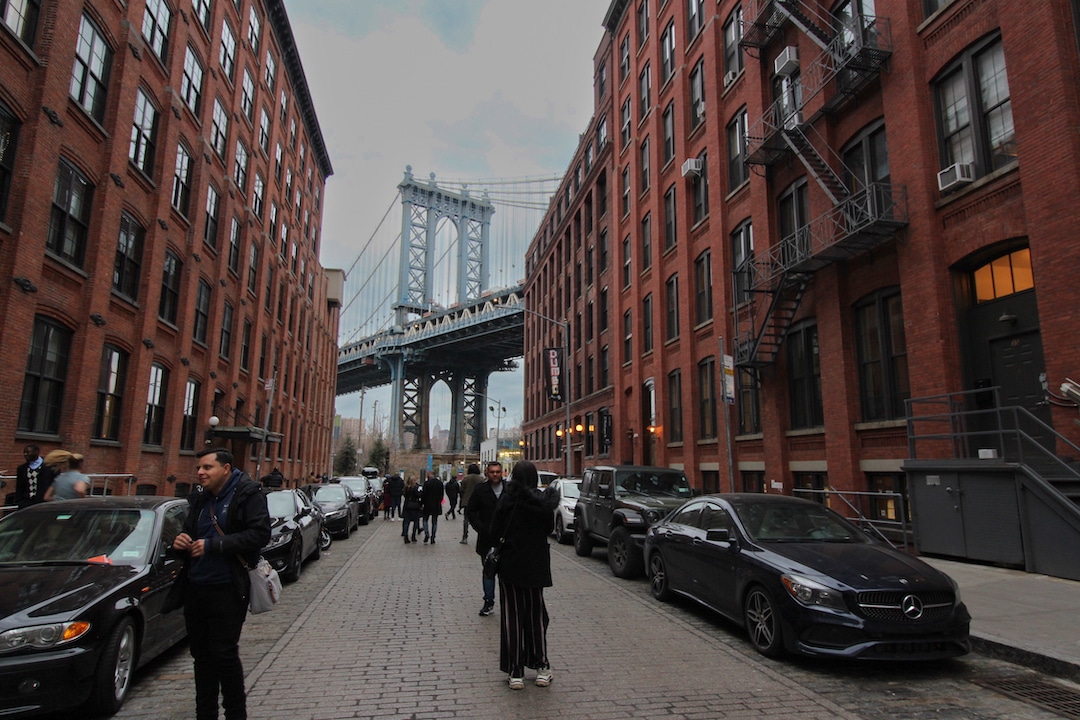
[206,415,220,446]
[489,400,507,463]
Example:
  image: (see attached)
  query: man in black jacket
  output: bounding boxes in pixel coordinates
[171,448,270,720]
[467,461,505,616]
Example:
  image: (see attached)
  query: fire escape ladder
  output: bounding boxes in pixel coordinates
[774,0,834,52]
[781,125,849,205]
[736,272,811,368]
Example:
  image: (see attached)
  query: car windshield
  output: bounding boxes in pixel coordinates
[342,480,368,494]
[0,508,157,566]
[266,491,296,519]
[559,483,581,500]
[734,501,867,543]
[614,471,692,498]
[315,486,347,502]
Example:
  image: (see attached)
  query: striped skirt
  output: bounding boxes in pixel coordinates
[498,579,550,676]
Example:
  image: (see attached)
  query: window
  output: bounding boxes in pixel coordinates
[668,369,683,442]
[694,249,712,324]
[274,142,283,181]
[47,160,92,267]
[620,96,632,148]
[622,235,632,288]
[220,301,234,359]
[177,47,205,116]
[619,32,630,81]
[172,142,193,214]
[640,214,652,270]
[141,0,171,62]
[856,289,910,421]
[94,344,127,440]
[623,309,633,361]
[211,98,228,158]
[731,219,754,305]
[640,137,650,191]
[204,183,220,248]
[689,58,705,129]
[597,115,608,148]
[241,68,255,120]
[637,0,649,46]
[240,319,252,371]
[662,101,675,165]
[973,247,1033,302]
[778,180,810,266]
[665,274,679,340]
[248,5,261,52]
[247,242,259,294]
[621,165,630,216]
[723,5,744,77]
[234,139,249,191]
[687,0,705,39]
[924,0,948,16]
[193,0,211,31]
[252,173,265,218]
[663,184,676,250]
[691,152,708,223]
[642,294,653,353]
[70,14,112,122]
[180,378,200,451]
[227,216,241,273]
[193,279,211,344]
[935,35,1014,184]
[600,345,610,388]
[3,0,40,45]
[699,357,717,439]
[19,316,71,434]
[599,287,609,332]
[143,363,169,446]
[598,61,607,99]
[280,88,288,122]
[843,121,891,212]
[0,101,20,223]
[788,322,823,429]
[737,367,761,434]
[639,63,651,117]
[660,21,676,85]
[289,116,296,148]
[259,107,271,152]
[264,264,274,312]
[129,89,158,173]
[159,249,181,324]
[727,108,749,190]
[219,19,236,80]
[113,212,144,301]
[265,49,277,90]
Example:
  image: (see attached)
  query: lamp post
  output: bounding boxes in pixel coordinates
[206,415,220,446]
[489,400,506,464]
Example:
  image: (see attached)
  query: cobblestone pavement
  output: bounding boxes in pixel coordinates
[101,515,1072,720]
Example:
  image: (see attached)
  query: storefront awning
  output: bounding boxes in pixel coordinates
[211,426,283,443]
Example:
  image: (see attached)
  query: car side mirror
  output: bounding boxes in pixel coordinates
[706,528,736,548]
[598,484,611,498]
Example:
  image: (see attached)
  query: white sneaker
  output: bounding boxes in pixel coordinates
[535,667,553,687]
[508,676,524,690]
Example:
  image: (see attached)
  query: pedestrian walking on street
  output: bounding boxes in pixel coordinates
[459,463,483,544]
[421,472,444,543]
[401,476,422,543]
[381,487,393,520]
[42,450,89,500]
[387,472,404,520]
[490,461,558,690]
[444,474,461,519]
[467,461,504,616]
[167,447,271,720]
[14,444,55,509]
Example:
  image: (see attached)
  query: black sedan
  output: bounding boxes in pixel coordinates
[0,496,190,716]
[643,494,971,660]
[337,477,374,524]
[263,490,322,582]
[308,484,359,538]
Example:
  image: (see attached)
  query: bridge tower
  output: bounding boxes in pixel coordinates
[387,167,498,454]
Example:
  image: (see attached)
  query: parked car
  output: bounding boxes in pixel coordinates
[574,465,693,578]
[263,490,322,582]
[643,494,972,660]
[337,476,374,523]
[548,477,581,544]
[537,470,558,489]
[0,496,190,716]
[308,483,360,538]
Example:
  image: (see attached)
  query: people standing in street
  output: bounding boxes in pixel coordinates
[42,450,89,500]
[382,486,393,520]
[401,476,422,543]
[489,461,558,690]
[459,463,483,544]
[14,444,55,509]
[467,461,504,616]
[444,474,461,520]
[168,447,271,720]
[420,472,444,543]
[387,472,404,520]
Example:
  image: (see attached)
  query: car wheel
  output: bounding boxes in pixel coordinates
[554,516,568,544]
[311,531,321,561]
[341,520,350,539]
[744,586,784,658]
[359,503,370,526]
[608,526,644,578]
[573,522,594,557]
[648,552,672,601]
[318,527,332,552]
[89,617,136,715]
[284,539,303,582]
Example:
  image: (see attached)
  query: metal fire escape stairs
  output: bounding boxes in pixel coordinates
[734,0,906,368]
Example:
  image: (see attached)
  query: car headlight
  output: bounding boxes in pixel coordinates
[266,531,293,550]
[781,574,847,612]
[0,622,91,653]
[327,509,346,519]
[643,509,664,525]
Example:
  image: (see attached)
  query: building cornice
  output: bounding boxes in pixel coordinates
[603,0,630,33]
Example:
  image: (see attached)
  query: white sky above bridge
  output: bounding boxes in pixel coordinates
[284,0,611,436]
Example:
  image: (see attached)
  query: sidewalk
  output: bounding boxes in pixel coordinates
[923,557,1080,681]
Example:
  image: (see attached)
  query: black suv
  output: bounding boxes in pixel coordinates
[573,465,693,578]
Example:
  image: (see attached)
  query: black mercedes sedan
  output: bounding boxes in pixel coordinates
[263,490,323,582]
[643,494,971,660]
[0,496,190,717]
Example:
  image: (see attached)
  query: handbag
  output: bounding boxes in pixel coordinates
[210,501,281,614]
[483,499,518,579]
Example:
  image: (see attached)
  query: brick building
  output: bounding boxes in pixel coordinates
[0,0,341,496]
[521,0,1080,505]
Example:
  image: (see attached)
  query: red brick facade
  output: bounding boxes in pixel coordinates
[0,0,340,496]
[522,0,1080,499]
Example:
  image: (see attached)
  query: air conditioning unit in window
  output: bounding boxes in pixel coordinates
[723,70,739,88]
[681,158,703,178]
[937,162,975,192]
[783,111,804,130]
[774,46,799,76]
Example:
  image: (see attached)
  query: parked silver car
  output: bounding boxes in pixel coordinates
[548,477,581,544]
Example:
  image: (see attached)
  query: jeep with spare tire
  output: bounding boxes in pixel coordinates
[573,465,694,578]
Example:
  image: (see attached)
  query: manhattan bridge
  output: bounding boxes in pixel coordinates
[336,167,559,454]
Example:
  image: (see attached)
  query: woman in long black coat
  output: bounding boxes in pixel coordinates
[489,461,559,690]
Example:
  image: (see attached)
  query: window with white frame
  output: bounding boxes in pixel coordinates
[141,0,171,62]
[193,0,211,31]
[70,14,112,122]
[228,216,241,273]
[172,142,193,214]
[691,152,708,223]
[204,183,220,248]
[247,242,259,294]
[129,89,158,173]
[159,249,181,324]
[248,5,261,52]
[259,107,271,152]
[731,219,754,305]
[241,68,255,120]
[660,20,676,84]
[3,0,40,45]
[234,139,249,191]
[265,49,277,90]
[219,18,236,80]
[687,0,705,39]
[621,96,632,148]
[193,280,211,344]
[689,58,705,129]
[211,98,228,157]
[723,5,744,77]
[143,362,169,445]
[639,62,651,116]
[181,46,204,114]
[727,107,749,190]
[179,378,199,451]
[637,0,649,46]
[113,212,144,301]
[619,32,630,81]
[252,173,265,218]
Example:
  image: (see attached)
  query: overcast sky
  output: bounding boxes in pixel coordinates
[283,0,611,434]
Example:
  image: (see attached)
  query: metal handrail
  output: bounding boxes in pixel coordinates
[792,486,910,551]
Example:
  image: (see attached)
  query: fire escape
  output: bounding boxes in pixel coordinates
[733,0,909,368]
